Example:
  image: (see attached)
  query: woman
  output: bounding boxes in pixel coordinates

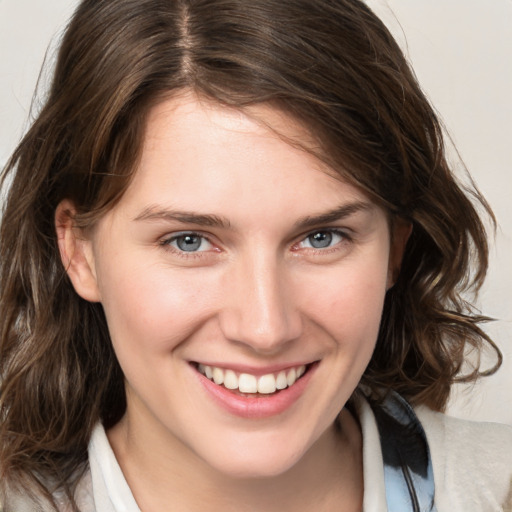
[1,0,511,510]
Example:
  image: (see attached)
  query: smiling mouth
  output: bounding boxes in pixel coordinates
[194,363,311,396]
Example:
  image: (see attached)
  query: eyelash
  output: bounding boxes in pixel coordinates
[159,228,351,258]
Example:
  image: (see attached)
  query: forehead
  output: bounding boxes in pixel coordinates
[115,92,379,226]
[144,92,320,157]
[141,91,338,174]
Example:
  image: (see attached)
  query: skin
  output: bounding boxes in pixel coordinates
[57,92,410,511]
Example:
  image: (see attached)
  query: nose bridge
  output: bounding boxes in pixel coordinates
[220,248,302,352]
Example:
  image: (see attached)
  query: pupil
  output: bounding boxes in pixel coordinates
[177,235,201,251]
[310,231,332,248]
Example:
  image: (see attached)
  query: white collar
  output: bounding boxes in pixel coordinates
[88,423,142,511]
[87,395,387,511]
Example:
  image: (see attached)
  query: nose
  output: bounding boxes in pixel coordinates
[218,253,303,354]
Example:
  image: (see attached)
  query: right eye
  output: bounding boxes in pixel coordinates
[161,232,214,253]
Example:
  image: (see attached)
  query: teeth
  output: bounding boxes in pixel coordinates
[257,374,276,394]
[212,367,224,385]
[224,370,238,390]
[239,373,257,393]
[197,364,309,394]
[276,371,288,390]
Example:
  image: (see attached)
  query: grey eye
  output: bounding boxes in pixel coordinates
[307,231,333,249]
[174,234,204,252]
[298,230,345,250]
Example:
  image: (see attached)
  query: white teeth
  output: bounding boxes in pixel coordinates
[212,367,224,385]
[257,374,277,394]
[276,371,288,390]
[286,368,297,387]
[198,364,309,394]
[239,373,258,393]
[224,370,238,390]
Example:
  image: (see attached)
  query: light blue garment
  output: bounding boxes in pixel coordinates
[370,390,436,512]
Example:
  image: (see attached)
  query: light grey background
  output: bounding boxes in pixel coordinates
[1,0,511,423]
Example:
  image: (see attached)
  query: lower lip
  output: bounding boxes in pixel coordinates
[194,364,317,419]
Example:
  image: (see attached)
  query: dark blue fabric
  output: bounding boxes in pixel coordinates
[369,391,437,512]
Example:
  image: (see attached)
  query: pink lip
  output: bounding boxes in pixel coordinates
[193,362,318,419]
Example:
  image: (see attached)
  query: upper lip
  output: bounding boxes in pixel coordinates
[190,360,317,376]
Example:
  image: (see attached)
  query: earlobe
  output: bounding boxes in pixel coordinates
[55,200,101,302]
[387,218,412,290]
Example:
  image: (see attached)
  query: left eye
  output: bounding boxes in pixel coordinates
[299,230,345,249]
[165,233,213,252]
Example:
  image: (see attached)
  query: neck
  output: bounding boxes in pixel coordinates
[107,409,363,512]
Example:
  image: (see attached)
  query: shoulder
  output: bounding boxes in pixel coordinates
[415,406,512,511]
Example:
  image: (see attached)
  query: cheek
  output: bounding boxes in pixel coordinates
[95,257,221,353]
[299,258,389,347]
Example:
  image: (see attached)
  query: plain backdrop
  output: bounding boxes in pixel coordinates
[1,0,511,424]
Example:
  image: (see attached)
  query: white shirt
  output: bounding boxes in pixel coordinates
[73,396,512,511]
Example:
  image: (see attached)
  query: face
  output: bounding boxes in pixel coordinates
[62,92,406,479]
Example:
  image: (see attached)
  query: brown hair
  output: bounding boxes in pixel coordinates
[0,0,499,508]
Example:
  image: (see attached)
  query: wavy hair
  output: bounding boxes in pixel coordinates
[0,0,498,508]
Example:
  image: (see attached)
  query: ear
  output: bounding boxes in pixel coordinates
[387,217,412,290]
[55,200,101,302]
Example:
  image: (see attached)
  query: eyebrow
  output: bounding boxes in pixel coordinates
[133,207,231,229]
[134,201,373,230]
[294,201,374,229]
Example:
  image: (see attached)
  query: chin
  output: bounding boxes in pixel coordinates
[211,454,302,480]
[195,433,309,480]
